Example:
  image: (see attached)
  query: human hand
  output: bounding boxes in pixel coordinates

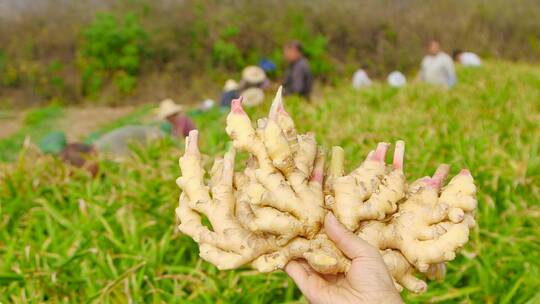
[285,213,403,304]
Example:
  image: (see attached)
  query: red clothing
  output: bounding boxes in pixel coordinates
[170,114,196,137]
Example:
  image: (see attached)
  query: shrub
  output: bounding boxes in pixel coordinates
[78,12,147,97]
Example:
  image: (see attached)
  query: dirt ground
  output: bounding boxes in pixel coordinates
[58,106,137,141]
[0,106,136,141]
[0,113,23,139]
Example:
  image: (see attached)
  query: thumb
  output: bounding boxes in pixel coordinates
[324,213,380,260]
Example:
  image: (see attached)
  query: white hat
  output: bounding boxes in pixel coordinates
[241,87,265,107]
[156,98,184,119]
[223,79,239,91]
[200,99,215,110]
[242,66,266,84]
[387,71,407,87]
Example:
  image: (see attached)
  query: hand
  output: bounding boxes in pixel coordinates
[285,213,403,304]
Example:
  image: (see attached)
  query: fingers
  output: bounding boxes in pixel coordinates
[285,260,327,299]
[222,147,236,185]
[448,207,465,223]
[329,146,345,178]
[295,133,318,178]
[426,164,450,189]
[309,148,325,185]
[399,273,427,294]
[426,263,446,281]
[185,129,200,155]
[269,86,283,121]
[199,243,247,270]
[231,97,245,114]
[370,142,390,162]
[365,150,375,161]
[324,213,380,259]
[439,169,477,211]
[392,140,405,170]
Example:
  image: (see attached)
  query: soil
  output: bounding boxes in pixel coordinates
[0,113,23,138]
[0,106,136,141]
[58,106,136,141]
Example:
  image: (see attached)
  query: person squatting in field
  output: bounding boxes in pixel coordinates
[282,40,314,100]
[45,99,196,175]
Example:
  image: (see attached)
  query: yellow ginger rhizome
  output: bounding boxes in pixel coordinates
[175,87,477,293]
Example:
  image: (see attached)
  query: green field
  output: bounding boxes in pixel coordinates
[1,61,539,303]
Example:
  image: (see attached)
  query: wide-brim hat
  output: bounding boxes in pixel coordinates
[156,98,184,119]
[241,87,265,107]
[223,79,239,91]
[242,66,267,84]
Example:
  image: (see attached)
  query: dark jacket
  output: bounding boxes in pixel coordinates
[283,57,313,99]
[220,90,240,107]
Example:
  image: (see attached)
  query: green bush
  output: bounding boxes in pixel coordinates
[288,14,333,77]
[211,39,244,69]
[2,0,540,105]
[78,12,147,97]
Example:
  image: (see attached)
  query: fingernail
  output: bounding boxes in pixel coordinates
[325,212,338,225]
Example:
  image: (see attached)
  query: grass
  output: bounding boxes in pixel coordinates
[0,61,539,303]
[0,106,64,162]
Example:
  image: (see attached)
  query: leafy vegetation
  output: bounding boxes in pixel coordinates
[0,62,538,303]
[0,106,64,162]
[78,12,147,96]
[2,0,540,105]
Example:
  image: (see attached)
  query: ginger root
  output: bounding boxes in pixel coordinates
[177,89,348,274]
[175,87,477,293]
[326,140,406,230]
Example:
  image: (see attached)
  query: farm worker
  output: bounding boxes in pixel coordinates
[240,65,270,90]
[93,125,165,158]
[220,79,240,108]
[57,125,164,172]
[60,143,99,176]
[352,66,372,89]
[452,50,482,67]
[387,71,407,87]
[238,66,268,107]
[240,87,265,107]
[156,99,196,138]
[419,39,456,88]
[282,40,313,99]
[286,213,403,304]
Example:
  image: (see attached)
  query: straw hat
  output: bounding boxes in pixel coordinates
[241,87,265,107]
[223,79,239,91]
[242,66,266,84]
[156,98,184,119]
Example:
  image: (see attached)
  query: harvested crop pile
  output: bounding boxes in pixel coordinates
[175,88,477,293]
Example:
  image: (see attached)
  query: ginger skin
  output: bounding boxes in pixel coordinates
[328,141,406,231]
[356,165,477,292]
[175,87,477,294]
[177,88,349,275]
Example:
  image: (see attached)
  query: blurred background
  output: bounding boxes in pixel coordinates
[1,0,540,106]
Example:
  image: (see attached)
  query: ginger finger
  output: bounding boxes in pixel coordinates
[252,233,350,274]
[176,131,278,269]
[357,165,476,273]
[381,250,427,294]
[331,142,406,230]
